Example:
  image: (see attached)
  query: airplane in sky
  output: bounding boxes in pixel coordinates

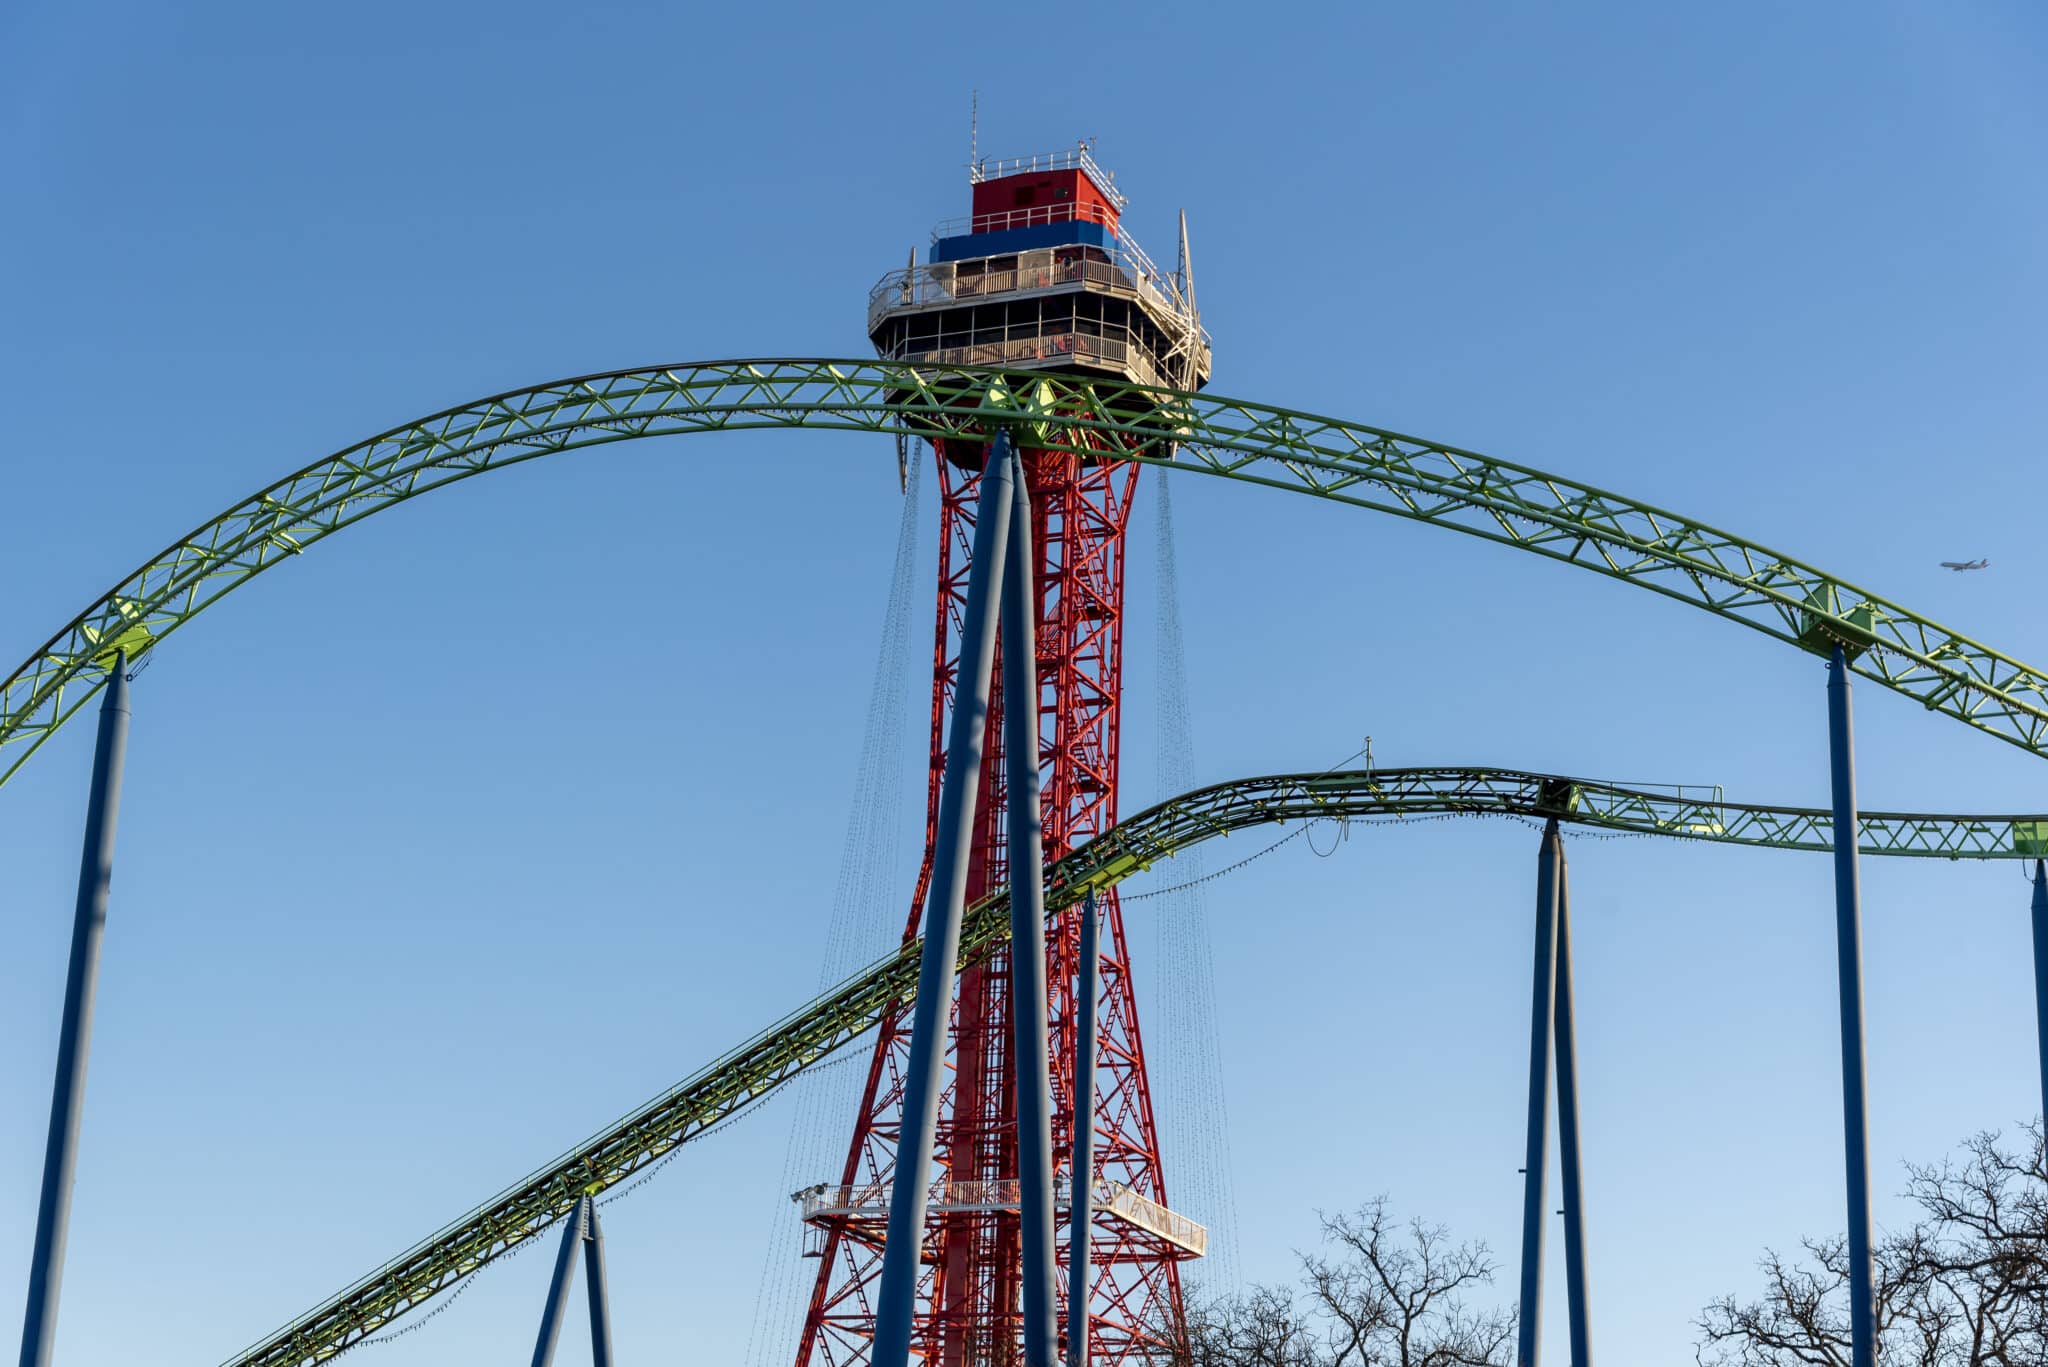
[1940,558,1991,572]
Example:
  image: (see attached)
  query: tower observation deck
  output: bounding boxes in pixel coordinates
[793,147,1211,1367]
[866,147,1211,398]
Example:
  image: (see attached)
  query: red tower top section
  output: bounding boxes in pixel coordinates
[966,149,1124,236]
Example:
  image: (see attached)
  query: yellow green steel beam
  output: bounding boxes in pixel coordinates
[220,764,2048,1367]
[6,361,2048,790]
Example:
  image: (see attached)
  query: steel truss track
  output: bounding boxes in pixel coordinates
[223,764,2048,1367]
[7,361,2048,793]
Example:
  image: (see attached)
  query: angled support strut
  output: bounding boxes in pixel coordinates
[527,1195,612,1367]
[583,1200,614,1367]
[871,433,1017,1367]
[529,1198,587,1367]
[1066,892,1102,1367]
[1002,443,1059,1367]
[17,655,132,1367]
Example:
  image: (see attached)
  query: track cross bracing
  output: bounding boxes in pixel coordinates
[220,764,2048,1367]
[7,360,2048,797]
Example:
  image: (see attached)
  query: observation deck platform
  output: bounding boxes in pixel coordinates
[792,1176,1207,1260]
[867,146,1211,395]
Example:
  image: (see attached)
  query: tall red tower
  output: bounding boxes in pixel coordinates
[792,147,1213,1367]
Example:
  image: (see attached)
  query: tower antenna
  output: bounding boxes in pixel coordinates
[969,90,979,176]
[1176,209,1199,322]
[895,245,916,492]
[1174,209,1203,392]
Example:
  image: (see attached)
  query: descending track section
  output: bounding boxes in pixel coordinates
[8,361,2048,794]
[223,765,2048,1367]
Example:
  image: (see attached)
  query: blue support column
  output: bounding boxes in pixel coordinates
[1065,892,1102,1367]
[2031,861,2048,1127]
[17,656,132,1367]
[1826,645,1877,1367]
[1552,854,1592,1367]
[582,1200,614,1367]
[529,1197,589,1367]
[1002,446,1058,1367]
[872,433,1018,1367]
[1517,818,1562,1367]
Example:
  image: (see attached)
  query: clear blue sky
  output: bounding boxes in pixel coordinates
[4,2,2045,1363]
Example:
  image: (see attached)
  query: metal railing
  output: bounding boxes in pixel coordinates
[868,249,1199,341]
[794,1174,1207,1256]
[1098,1181,1208,1256]
[1576,779,1730,838]
[933,201,1120,240]
[877,329,1197,393]
[969,147,1128,209]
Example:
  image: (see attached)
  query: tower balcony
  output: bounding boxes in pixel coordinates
[867,243,1192,344]
[792,1175,1207,1260]
[868,247,1211,394]
[872,324,1199,395]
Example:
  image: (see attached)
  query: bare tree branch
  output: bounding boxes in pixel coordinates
[1179,1198,1512,1367]
[1697,1123,2048,1367]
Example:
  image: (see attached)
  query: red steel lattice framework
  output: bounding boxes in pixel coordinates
[793,425,1185,1367]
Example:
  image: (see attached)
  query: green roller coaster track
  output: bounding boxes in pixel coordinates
[2,359,2039,1358]
[7,360,2048,796]
[225,763,2048,1367]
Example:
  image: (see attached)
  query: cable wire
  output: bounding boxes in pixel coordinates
[1145,469,1243,1291]
[743,447,926,1367]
